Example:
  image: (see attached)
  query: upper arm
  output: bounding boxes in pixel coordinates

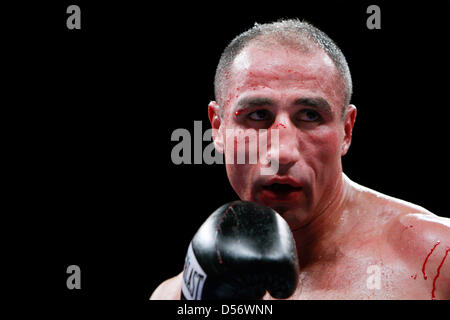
[150,272,183,300]
[390,212,450,299]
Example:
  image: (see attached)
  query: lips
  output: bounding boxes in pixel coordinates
[260,178,303,203]
[262,177,302,189]
[262,183,302,194]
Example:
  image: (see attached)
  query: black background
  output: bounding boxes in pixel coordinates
[7,0,449,313]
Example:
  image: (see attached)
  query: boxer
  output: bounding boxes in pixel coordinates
[151,19,449,300]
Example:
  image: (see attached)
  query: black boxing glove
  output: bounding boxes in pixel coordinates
[181,200,299,300]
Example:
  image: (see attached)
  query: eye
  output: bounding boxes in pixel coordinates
[247,109,271,121]
[297,109,321,122]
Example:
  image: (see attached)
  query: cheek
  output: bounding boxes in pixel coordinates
[226,163,255,200]
[307,126,342,167]
[223,127,262,200]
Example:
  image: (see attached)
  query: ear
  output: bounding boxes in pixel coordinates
[341,104,357,156]
[208,101,224,154]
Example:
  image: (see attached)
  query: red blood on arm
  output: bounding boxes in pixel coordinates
[431,249,449,300]
[422,241,440,280]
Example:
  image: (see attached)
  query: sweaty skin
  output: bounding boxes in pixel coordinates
[151,43,450,300]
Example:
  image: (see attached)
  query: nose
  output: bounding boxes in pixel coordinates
[266,115,300,174]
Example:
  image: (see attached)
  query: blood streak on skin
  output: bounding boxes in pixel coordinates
[431,249,450,300]
[275,123,286,129]
[422,241,440,280]
[402,225,414,234]
[234,109,245,117]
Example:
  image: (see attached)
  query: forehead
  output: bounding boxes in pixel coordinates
[233,42,335,70]
[226,43,343,107]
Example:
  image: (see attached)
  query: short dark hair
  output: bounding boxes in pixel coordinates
[214,19,352,118]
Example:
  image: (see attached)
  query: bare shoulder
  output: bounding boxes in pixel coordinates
[150,272,183,300]
[396,212,450,244]
[374,187,450,260]
[384,206,450,298]
[346,176,450,248]
[347,176,450,296]
[385,207,450,260]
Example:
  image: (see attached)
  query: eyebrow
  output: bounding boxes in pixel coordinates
[236,97,275,109]
[235,96,332,114]
[294,97,332,115]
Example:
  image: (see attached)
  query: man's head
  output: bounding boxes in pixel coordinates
[214,19,352,118]
[208,19,357,229]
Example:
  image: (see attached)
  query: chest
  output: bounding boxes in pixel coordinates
[285,255,432,300]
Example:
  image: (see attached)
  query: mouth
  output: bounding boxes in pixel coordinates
[263,183,302,193]
[260,182,303,202]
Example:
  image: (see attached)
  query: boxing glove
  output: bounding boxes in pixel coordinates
[181,200,299,300]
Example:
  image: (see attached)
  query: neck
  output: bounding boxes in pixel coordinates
[292,173,352,268]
